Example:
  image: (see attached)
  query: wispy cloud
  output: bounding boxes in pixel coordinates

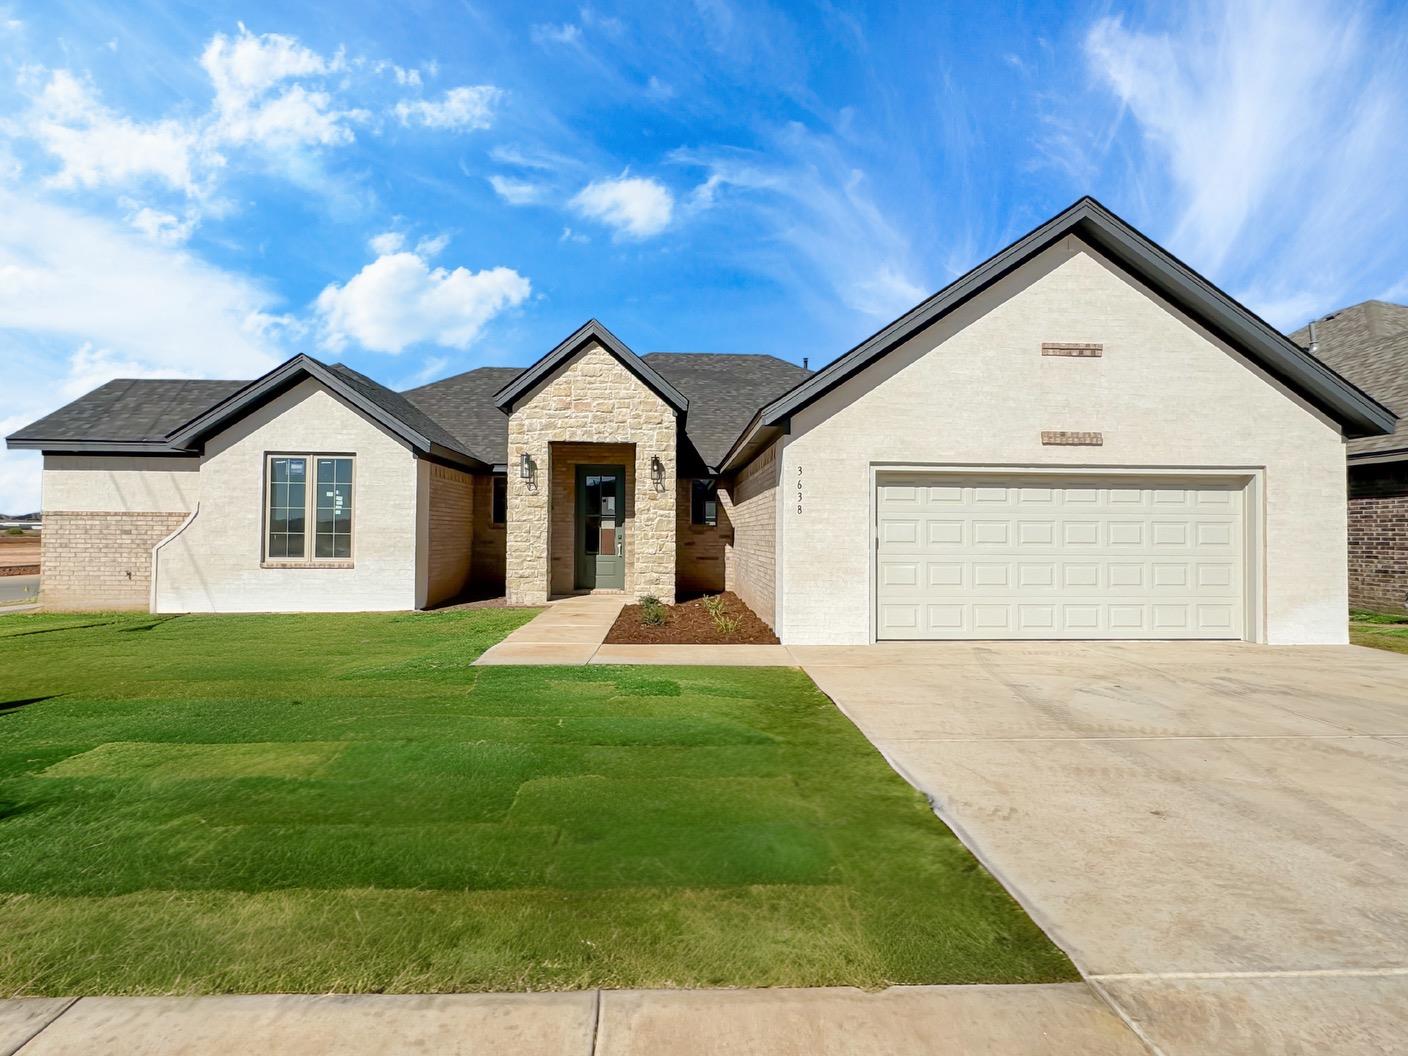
[674,126,927,320]
[1078,0,1408,327]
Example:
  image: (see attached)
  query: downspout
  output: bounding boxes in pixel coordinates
[150,504,199,614]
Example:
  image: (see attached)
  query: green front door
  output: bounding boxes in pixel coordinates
[574,465,625,590]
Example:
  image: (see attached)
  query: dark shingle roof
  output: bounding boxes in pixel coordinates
[324,363,474,459]
[402,367,523,465]
[1291,301,1408,458]
[8,352,812,471]
[643,353,812,468]
[6,379,247,445]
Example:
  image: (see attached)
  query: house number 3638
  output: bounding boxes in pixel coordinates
[796,465,803,515]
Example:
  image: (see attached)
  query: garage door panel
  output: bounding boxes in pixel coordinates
[875,474,1246,641]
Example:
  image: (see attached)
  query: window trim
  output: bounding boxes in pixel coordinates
[262,452,357,568]
[491,474,507,527]
[690,478,718,527]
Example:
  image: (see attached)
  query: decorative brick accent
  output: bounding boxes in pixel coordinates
[1041,430,1104,446]
[1042,342,1103,357]
[41,510,190,610]
[676,478,727,596]
[426,464,473,607]
[722,440,779,628]
[1348,461,1408,614]
[505,342,677,605]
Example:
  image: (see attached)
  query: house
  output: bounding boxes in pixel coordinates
[1291,301,1408,614]
[7,198,1396,643]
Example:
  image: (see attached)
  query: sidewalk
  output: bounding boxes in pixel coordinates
[0,984,1145,1055]
[474,595,797,666]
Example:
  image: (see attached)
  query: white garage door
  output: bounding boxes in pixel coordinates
[875,475,1247,640]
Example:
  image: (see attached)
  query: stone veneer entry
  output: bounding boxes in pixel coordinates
[505,341,678,605]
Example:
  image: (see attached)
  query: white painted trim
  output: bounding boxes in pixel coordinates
[866,463,1265,643]
[150,503,199,614]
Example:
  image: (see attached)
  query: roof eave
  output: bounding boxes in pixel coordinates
[4,438,199,454]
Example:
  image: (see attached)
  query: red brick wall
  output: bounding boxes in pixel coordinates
[1348,461,1408,614]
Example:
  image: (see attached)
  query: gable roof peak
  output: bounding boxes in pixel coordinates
[493,318,689,414]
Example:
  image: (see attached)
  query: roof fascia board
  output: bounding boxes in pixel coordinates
[4,438,198,454]
[758,198,1396,439]
[493,319,689,414]
[1348,447,1408,466]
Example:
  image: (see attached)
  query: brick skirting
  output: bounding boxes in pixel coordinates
[41,510,190,610]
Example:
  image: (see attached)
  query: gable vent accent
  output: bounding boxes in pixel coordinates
[1041,342,1103,357]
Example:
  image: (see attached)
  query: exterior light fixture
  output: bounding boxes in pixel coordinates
[650,455,664,485]
[520,453,535,480]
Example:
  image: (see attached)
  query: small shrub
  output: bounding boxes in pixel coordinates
[639,595,668,626]
[701,594,727,619]
[4,527,25,536]
[712,612,741,636]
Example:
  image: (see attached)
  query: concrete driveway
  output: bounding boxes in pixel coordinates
[794,641,1408,1056]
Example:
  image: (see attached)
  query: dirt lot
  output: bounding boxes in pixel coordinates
[0,532,40,575]
[606,591,779,645]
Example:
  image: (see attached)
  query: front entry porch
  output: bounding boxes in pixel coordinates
[549,442,637,598]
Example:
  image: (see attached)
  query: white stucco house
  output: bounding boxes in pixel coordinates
[8,198,1396,644]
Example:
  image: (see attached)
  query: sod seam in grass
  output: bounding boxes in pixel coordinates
[0,609,1074,994]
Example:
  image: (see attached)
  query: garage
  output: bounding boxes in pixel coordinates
[875,474,1249,641]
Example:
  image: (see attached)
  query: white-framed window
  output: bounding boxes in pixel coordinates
[265,454,355,563]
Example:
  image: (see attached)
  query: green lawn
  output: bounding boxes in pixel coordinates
[1350,611,1408,655]
[0,609,1073,995]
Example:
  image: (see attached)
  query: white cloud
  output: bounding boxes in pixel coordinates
[124,202,198,245]
[414,233,450,257]
[394,86,502,130]
[570,174,674,240]
[489,174,544,205]
[0,189,288,513]
[315,250,531,354]
[201,23,336,111]
[645,76,675,101]
[1081,0,1408,326]
[0,189,284,374]
[25,70,203,193]
[368,231,405,255]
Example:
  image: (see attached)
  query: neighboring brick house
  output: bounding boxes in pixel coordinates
[8,198,1397,643]
[1292,302,1408,615]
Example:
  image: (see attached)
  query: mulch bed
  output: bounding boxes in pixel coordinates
[0,565,38,577]
[605,591,779,645]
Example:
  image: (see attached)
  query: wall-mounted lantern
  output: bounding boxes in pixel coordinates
[520,452,536,481]
[650,455,665,486]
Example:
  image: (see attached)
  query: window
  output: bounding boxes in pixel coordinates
[491,474,507,526]
[266,455,354,563]
[690,479,718,526]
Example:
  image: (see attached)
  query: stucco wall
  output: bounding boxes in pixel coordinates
[675,478,727,596]
[779,238,1349,645]
[722,441,779,628]
[42,455,200,513]
[1348,461,1408,615]
[154,378,420,612]
[424,463,474,607]
[505,342,677,604]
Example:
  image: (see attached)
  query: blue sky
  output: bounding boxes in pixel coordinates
[2,0,1407,510]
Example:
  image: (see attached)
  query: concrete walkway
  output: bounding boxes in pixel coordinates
[0,984,1144,1055]
[475,595,796,666]
[795,641,1408,1056]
